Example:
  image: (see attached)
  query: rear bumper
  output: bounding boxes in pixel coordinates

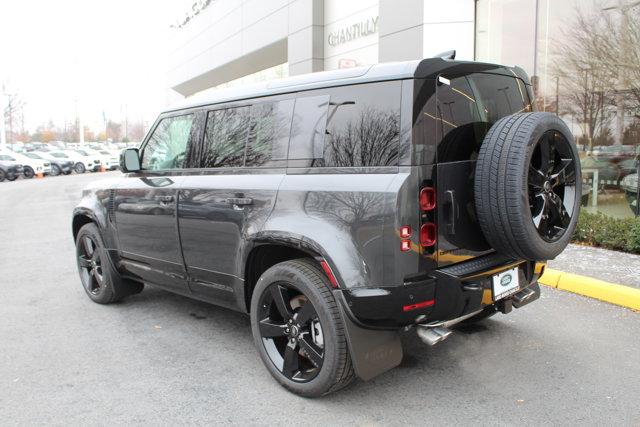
[339,253,545,330]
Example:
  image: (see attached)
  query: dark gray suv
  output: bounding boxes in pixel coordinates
[72,58,580,397]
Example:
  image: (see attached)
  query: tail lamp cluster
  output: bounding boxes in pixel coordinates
[400,186,437,252]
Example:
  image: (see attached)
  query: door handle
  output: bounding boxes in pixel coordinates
[226,197,253,206]
[159,195,175,204]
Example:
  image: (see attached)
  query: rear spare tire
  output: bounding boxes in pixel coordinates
[474,112,581,260]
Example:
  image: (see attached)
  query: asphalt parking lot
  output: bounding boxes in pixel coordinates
[1,172,639,425]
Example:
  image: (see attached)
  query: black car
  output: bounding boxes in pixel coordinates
[72,58,580,397]
[0,160,24,182]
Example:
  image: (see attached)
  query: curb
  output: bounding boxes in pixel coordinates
[539,268,640,311]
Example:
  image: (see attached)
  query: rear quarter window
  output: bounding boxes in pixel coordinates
[288,81,402,168]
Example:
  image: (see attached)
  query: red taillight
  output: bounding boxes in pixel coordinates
[400,225,412,238]
[403,299,435,312]
[320,260,339,288]
[420,187,436,211]
[420,223,437,247]
[400,240,411,252]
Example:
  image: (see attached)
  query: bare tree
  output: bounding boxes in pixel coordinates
[553,8,615,151]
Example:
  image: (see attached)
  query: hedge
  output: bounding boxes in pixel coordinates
[572,210,640,253]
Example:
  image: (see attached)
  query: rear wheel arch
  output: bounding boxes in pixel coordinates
[243,243,325,313]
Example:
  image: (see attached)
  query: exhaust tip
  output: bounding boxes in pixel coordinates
[416,325,453,346]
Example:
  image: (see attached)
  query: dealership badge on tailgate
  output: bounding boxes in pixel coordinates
[492,267,520,301]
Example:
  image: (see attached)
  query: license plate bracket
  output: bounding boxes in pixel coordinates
[492,267,520,301]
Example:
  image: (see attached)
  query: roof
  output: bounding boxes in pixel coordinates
[166,58,529,113]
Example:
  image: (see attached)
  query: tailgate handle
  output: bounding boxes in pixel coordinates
[445,190,458,235]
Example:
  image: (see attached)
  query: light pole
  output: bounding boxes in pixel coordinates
[602,0,640,145]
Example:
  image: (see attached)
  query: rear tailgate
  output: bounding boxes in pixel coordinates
[430,71,534,267]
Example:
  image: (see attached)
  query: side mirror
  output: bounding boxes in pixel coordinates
[120,148,141,172]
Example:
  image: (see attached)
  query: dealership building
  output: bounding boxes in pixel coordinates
[167,0,640,221]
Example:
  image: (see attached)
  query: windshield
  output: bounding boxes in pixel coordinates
[26,153,42,159]
[0,155,16,161]
[52,153,67,158]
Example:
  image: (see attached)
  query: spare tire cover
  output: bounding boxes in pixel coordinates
[474,112,581,260]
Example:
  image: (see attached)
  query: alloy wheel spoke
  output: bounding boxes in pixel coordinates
[259,318,288,338]
[295,300,317,325]
[550,158,573,186]
[533,194,551,232]
[539,134,552,174]
[78,256,92,269]
[298,336,323,368]
[91,267,102,285]
[549,193,571,228]
[528,165,546,189]
[282,343,300,379]
[270,285,293,319]
[83,237,94,257]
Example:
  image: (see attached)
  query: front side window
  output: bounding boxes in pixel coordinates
[142,114,194,170]
[202,107,250,168]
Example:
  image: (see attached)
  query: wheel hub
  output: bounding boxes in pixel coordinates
[543,180,552,192]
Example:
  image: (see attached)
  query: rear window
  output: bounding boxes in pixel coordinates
[419,72,532,164]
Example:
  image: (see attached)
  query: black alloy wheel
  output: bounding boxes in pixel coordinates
[0,169,5,182]
[77,234,104,295]
[528,130,577,242]
[75,163,86,174]
[257,282,325,383]
[50,164,61,176]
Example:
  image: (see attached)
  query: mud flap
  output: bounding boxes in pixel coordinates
[336,294,403,381]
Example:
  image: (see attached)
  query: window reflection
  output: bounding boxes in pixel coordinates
[476,0,640,218]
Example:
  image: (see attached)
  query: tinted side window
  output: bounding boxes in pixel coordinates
[246,100,294,167]
[288,95,330,161]
[202,107,250,168]
[321,81,401,167]
[141,114,194,170]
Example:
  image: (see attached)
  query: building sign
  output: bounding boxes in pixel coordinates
[327,16,379,47]
[338,58,358,68]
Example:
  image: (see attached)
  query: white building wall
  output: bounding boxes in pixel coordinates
[167,0,477,98]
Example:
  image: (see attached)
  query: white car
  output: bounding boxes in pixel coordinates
[61,149,102,173]
[0,151,50,178]
[76,147,119,170]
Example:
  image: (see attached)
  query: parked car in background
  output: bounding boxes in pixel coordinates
[75,147,118,170]
[0,158,24,182]
[34,151,76,175]
[60,149,101,173]
[0,152,50,178]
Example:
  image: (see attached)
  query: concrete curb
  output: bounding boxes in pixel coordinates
[540,268,640,311]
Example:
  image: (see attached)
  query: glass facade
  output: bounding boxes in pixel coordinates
[476,0,640,219]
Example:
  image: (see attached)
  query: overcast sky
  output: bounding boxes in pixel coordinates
[0,0,191,133]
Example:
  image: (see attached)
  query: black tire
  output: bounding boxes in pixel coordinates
[75,223,143,304]
[0,169,5,182]
[250,259,355,397]
[50,164,61,176]
[75,163,86,174]
[23,166,35,179]
[474,112,581,260]
[6,174,17,181]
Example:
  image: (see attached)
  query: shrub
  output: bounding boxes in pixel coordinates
[571,210,640,254]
